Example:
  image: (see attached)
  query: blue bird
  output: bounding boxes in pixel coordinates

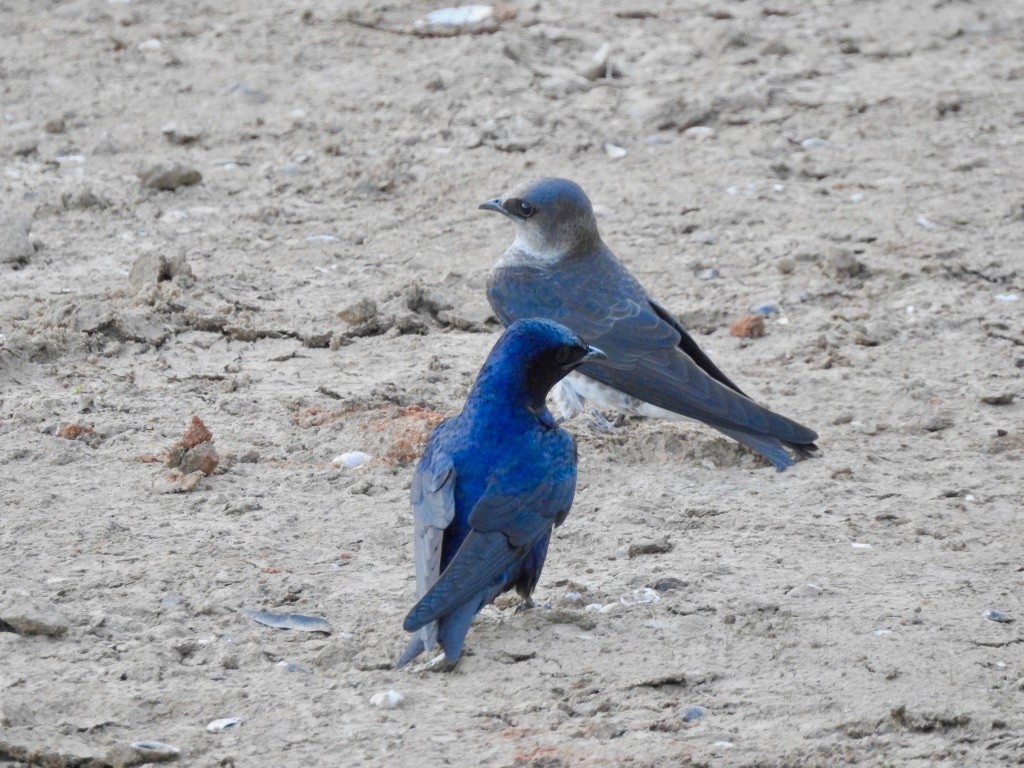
[481,177,818,471]
[397,318,605,668]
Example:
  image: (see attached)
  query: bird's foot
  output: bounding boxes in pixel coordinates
[514,598,551,614]
[414,652,456,673]
[514,597,536,614]
[584,409,627,433]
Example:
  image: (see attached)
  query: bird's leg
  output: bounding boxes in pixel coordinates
[584,408,626,432]
[514,597,551,613]
[514,597,536,614]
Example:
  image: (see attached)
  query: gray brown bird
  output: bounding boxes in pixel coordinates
[482,177,818,471]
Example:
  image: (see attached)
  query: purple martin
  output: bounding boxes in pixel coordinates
[398,319,605,668]
[481,177,818,471]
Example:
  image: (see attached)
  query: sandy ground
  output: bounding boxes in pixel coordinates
[2,0,1023,765]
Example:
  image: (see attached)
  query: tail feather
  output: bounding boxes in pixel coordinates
[404,530,520,633]
[718,426,818,472]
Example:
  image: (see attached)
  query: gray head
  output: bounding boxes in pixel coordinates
[479,177,602,260]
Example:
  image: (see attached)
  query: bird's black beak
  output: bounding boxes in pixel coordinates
[580,346,606,364]
[479,198,504,214]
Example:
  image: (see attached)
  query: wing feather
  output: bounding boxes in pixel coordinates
[397,440,456,666]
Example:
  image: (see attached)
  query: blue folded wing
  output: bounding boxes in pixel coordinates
[487,257,818,466]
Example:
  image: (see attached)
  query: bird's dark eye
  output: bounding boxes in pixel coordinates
[518,200,536,218]
[555,347,572,364]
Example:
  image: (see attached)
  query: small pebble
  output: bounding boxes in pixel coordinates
[338,298,378,325]
[206,717,241,733]
[981,393,1014,406]
[851,542,872,549]
[129,741,180,761]
[776,258,795,274]
[138,162,202,191]
[982,610,1013,624]
[699,268,720,280]
[995,294,1018,302]
[825,246,866,279]
[332,451,372,469]
[628,537,672,558]
[922,414,953,433]
[0,601,70,637]
[370,690,404,709]
[162,123,205,145]
[153,470,204,494]
[729,315,765,338]
[647,576,686,593]
[0,210,34,267]
[12,138,38,157]
[239,449,260,464]
[179,442,220,476]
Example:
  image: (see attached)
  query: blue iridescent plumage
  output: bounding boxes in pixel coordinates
[398,319,604,668]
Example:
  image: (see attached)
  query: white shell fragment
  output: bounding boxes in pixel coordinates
[418,5,493,27]
[682,705,707,723]
[800,137,830,149]
[620,588,660,606]
[332,451,372,469]
[982,609,1013,623]
[240,608,332,634]
[604,143,628,160]
[206,717,242,733]
[683,126,715,139]
[851,542,873,549]
[370,690,404,709]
